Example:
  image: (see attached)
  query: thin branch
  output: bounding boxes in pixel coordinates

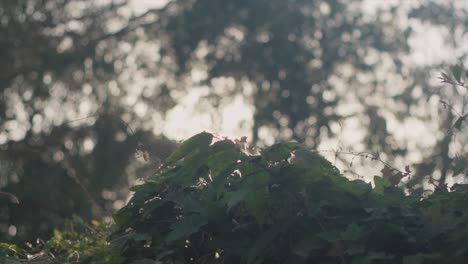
[314,149,413,178]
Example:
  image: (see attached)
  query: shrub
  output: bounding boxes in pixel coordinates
[111,132,468,263]
[3,131,468,263]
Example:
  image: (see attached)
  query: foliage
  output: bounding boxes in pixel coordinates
[1,130,468,263]
[107,132,468,264]
[0,216,123,264]
[406,64,468,190]
[1,0,466,243]
[0,0,466,254]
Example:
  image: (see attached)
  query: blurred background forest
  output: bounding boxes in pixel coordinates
[0,0,467,243]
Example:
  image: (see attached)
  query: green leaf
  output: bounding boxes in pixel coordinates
[451,64,463,83]
[111,232,151,252]
[245,189,270,224]
[373,176,389,195]
[239,164,271,224]
[206,147,239,178]
[166,214,207,242]
[451,184,468,193]
[165,132,213,165]
[141,198,166,218]
[290,149,340,180]
[247,223,290,263]
[227,189,249,210]
[167,151,210,186]
[262,142,299,162]
[0,243,25,257]
[341,222,364,241]
[291,149,330,167]
[129,182,160,205]
[336,178,371,197]
[241,163,270,188]
[209,139,236,152]
[113,207,136,228]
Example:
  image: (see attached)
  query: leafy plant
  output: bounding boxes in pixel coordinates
[110,132,468,263]
[3,125,468,263]
[0,216,123,264]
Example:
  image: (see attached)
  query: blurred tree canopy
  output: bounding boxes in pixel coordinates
[0,0,179,242]
[0,0,466,243]
[400,1,468,190]
[155,0,410,146]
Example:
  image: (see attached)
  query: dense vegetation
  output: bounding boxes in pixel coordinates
[109,132,468,264]
[2,121,467,263]
[1,0,466,244]
[1,0,467,263]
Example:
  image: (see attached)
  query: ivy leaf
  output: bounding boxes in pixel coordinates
[166,214,207,243]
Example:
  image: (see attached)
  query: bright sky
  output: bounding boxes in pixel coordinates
[143,0,466,184]
[154,2,456,137]
[126,0,465,137]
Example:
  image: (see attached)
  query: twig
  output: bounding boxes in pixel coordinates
[314,149,413,178]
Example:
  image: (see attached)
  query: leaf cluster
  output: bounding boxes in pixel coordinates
[0,216,123,264]
[2,131,468,263]
[109,132,468,264]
